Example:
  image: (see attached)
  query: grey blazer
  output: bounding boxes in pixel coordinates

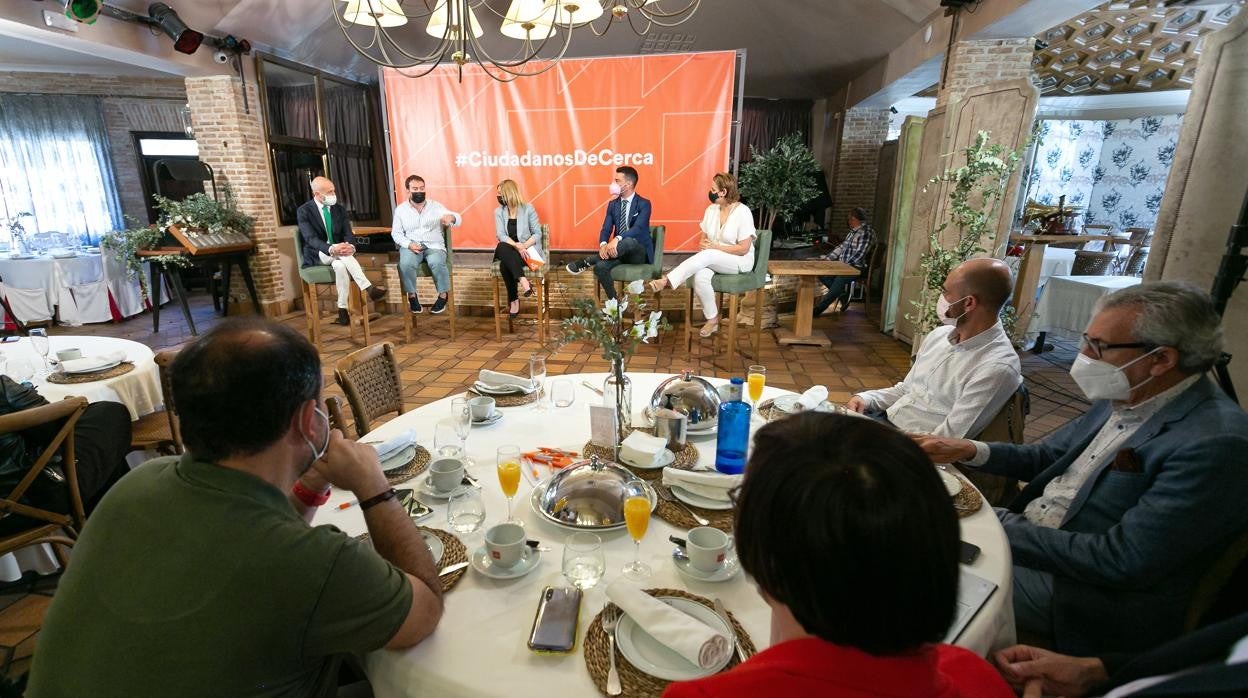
[982,377,1248,655]
[494,203,542,257]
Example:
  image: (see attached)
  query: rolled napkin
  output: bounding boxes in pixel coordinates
[662,467,742,503]
[605,579,731,670]
[797,385,828,411]
[371,429,417,461]
[60,351,127,374]
[619,431,668,467]
[478,369,533,390]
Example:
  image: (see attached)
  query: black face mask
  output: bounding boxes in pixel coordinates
[497,195,506,206]
[410,192,426,204]
[708,191,720,204]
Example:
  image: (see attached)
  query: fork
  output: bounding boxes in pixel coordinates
[655,484,710,526]
[602,606,622,696]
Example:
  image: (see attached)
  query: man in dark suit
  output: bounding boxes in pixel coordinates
[915,282,1248,656]
[297,176,385,325]
[564,166,653,299]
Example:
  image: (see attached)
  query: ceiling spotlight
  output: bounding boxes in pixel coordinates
[148,3,204,54]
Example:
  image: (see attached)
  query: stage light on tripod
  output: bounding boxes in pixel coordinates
[148,3,204,54]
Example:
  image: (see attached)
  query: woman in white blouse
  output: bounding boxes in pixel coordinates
[649,172,756,337]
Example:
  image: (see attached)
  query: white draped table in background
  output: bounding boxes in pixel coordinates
[312,373,1015,697]
[1030,275,1142,341]
[0,251,145,326]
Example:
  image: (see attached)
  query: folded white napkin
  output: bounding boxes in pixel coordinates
[61,351,126,374]
[619,431,667,467]
[606,579,731,669]
[372,429,417,461]
[797,385,828,411]
[478,369,532,389]
[662,467,742,503]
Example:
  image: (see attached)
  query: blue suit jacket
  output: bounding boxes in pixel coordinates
[981,377,1248,655]
[598,194,653,263]
[296,199,356,268]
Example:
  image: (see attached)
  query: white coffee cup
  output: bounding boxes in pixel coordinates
[686,526,731,573]
[469,396,496,421]
[484,522,526,568]
[55,348,82,361]
[429,457,465,494]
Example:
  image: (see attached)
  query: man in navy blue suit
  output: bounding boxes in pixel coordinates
[297,176,385,325]
[565,166,653,299]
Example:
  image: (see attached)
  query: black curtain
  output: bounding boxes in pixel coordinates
[739,98,812,162]
[323,84,378,221]
[265,85,318,141]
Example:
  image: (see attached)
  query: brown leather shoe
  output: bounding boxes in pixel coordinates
[367,285,387,302]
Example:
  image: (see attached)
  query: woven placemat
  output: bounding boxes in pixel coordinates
[467,387,539,407]
[654,492,735,533]
[385,445,432,486]
[949,470,983,518]
[46,361,135,384]
[355,526,468,593]
[583,588,756,698]
[757,398,852,423]
[582,428,700,482]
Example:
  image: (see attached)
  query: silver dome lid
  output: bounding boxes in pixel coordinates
[647,370,721,432]
[532,455,650,530]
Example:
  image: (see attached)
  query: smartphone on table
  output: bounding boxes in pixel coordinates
[528,586,582,653]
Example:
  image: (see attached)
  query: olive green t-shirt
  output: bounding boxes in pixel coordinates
[27,455,413,697]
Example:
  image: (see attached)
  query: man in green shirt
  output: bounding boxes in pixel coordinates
[28,318,443,697]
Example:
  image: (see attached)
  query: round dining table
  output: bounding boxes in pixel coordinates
[0,336,162,420]
[311,373,1016,697]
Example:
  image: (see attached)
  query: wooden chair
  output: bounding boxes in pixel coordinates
[955,384,1029,507]
[594,226,667,312]
[292,228,373,349]
[848,240,885,318]
[334,342,405,438]
[0,397,89,567]
[684,228,773,373]
[492,224,551,343]
[1071,249,1117,276]
[325,395,349,435]
[129,350,181,455]
[1124,246,1150,276]
[397,225,457,341]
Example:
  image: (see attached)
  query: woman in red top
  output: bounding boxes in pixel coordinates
[663,413,1013,698]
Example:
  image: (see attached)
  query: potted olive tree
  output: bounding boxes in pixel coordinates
[738,132,820,238]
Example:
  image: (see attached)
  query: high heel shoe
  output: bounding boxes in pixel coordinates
[699,321,720,338]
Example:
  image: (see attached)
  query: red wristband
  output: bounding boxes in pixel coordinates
[293,480,331,507]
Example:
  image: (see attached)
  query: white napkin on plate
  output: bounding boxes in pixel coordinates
[478,369,532,390]
[372,429,417,461]
[661,467,741,503]
[606,579,731,669]
[619,431,667,467]
[60,351,126,374]
[797,385,828,411]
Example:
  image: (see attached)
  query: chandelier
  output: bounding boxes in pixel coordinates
[331,0,701,82]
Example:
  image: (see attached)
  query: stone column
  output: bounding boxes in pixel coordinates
[184,75,287,316]
[937,38,1036,107]
[832,108,890,229]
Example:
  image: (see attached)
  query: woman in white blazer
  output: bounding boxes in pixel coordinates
[493,179,543,318]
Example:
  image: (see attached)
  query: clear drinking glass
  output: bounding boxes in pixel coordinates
[549,379,575,408]
[529,354,547,411]
[562,532,605,589]
[451,397,474,465]
[433,418,464,458]
[447,488,486,534]
[5,358,33,384]
[29,329,50,374]
[496,445,522,524]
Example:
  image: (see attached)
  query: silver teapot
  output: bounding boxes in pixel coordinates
[647,370,721,433]
[533,455,650,530]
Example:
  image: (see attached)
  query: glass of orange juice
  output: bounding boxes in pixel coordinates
[496,445,522,524]
[622,493,652,580]
[747,365,766,418]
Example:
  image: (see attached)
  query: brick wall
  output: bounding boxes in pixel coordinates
[937,39,1036,107]
[0,72,186,99]
[831,108,890,230]
[185,75,287,315]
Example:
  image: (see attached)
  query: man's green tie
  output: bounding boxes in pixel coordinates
[322,204,334,244]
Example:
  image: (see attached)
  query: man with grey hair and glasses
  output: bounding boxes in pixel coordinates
[915,282,1248,657]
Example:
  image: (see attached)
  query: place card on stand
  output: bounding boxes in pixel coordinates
[589,405,619,449]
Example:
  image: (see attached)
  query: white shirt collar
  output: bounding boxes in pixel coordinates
[1115,374,1201,419]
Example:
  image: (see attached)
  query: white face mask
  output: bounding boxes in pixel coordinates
[303,407,331,462]
[322,194,337,207]
[1068,348,1161,402]
[609,182,622,197]
[936,293,970,326]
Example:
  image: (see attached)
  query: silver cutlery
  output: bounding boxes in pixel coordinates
[671,547,689,562]
[462,473,482,489]
[655,484,710,526]
[438,561,469,577]
[713,597,750,662]
[602,605,622,695]
[582,380,604,396]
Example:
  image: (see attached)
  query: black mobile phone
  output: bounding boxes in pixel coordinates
[528,586,582,654]
[959,541,982,565]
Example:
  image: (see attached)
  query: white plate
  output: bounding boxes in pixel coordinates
[473,381,536,396]
[529,482,657,531]
[616,596,733,681]
[670,484,734,511]
[63,359,122,375]
[6,254,34,260]
[771,394,843,415]
[470,546,541,579]
[51,252,77,259]
[418,477,472,501]
[673,552,741,583]
[379,444,417,472]
[471,412,503,427]
[620,448,675,470]
[685,425,717,438]
[423,530,444,566]
[938,468,962,497]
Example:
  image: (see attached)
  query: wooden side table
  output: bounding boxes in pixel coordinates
[767,259,860,347]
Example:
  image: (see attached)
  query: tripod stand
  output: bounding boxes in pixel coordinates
[1209,188,1248,405]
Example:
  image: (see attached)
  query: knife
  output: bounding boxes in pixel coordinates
[438,562,469,577]
[581,381,604,396]
[712,597,749,662]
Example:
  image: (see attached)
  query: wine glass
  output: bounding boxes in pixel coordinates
[447,488,486,534]
[622,494,652,580]
[529,354,547,411]
[562,532,605,589]
[496,445,522,524]
[450,397,474,465]
[5,358,33,384]
[433,418,464,458]
[549,379,575,408]
[747,364,766,418]
[29,329,50,374]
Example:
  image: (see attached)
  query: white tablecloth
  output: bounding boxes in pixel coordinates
[1031,275,1143,341]
[312,373,1015,697]
[0,252,145,325]
[0,336,162,420]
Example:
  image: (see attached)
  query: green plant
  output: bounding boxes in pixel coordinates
[738,132,820,232]
[153,184,254,237]
[907,129,1031,337]
[101,219,190,304]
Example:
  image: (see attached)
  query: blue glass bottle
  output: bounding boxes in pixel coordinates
[715,377,750,474]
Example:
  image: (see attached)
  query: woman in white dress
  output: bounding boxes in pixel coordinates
[649,172,756,337]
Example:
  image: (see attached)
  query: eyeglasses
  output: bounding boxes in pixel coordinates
[1080,333,1151,361]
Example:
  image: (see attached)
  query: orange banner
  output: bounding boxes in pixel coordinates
[382,51,736,251]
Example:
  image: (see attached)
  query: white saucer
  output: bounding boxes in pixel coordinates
[380,444,418,471]
[422,530,444,566]
[673,552,741,583]
[621,449,675,470]
[670,484,734,511]
[471,412,503,427]
[418,477,472,500]
[63,359,123,375]
[685,425,717,439]
[470,546,541,579]
[616,596,733,681]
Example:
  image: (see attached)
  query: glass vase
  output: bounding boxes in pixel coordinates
[602,362,633,445]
